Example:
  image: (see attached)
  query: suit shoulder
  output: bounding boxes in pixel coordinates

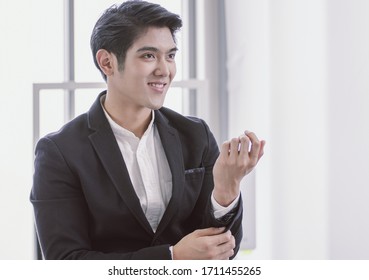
[158,107,208,130]
[42,113,89,142]
[156,107,217,150]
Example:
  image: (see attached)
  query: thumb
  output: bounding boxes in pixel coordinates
[195,227,226,237]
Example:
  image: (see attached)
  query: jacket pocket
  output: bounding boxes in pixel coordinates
[180,167,206,219]
[184,167,205,177]
[183,167,205,199]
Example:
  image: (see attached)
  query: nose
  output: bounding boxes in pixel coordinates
[154,58,171,77]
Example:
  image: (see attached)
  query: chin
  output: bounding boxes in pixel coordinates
[146,101,164,110]
[151,104,164,110]
[148,99,166,110]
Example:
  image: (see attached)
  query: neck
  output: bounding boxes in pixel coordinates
[103,94,152,139]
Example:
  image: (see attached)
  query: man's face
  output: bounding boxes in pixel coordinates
[108,27,177,111]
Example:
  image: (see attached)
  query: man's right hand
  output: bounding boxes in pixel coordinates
[172,227,235,260]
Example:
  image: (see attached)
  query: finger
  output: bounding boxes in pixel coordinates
[219,141,230,159]
[238,134,250,158]
[199,229,233,248]
[258,140,266,160]
[217,248,235,260]
[215,234,235,259]
[213,230,233,246]
[245,131,261,163]
[229,138,240,159]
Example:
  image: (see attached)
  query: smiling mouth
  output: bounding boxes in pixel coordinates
[148,82,167,89]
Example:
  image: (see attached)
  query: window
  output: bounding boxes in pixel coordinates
[33,0,204,140]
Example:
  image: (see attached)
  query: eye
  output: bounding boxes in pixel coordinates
[143,53,155,59]
[168,53,176,60]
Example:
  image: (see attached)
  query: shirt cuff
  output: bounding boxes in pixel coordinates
[169,246,174,259]
[211,191,240,219]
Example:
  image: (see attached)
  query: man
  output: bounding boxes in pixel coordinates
[30,0,265,260]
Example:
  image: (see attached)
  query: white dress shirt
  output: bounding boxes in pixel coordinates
[101,99,239,233]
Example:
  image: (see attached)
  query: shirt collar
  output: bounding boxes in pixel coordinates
[100,94,155,139]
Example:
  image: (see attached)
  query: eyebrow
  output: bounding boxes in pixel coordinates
[136,46,178,54]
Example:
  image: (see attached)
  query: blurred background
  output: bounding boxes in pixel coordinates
[0,0,368,260]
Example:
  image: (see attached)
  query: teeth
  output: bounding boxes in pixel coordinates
[149,83,165,88]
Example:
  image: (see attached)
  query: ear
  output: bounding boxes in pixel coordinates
[96,49,115,77]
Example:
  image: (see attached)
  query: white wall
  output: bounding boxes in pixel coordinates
[327,0,369,259]
[226,0,369,259]
[226,0,273,258]
[268,0,329,259]
[0,0,35,259]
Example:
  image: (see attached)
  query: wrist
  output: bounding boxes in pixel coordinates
[213,186,240,207]
[172,244,182,260]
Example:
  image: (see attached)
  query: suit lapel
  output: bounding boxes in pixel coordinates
[154,110,185,235]
[87,92,153,235]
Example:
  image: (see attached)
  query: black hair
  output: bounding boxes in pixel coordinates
[90,0,182,81]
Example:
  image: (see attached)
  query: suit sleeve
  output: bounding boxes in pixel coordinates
[30,137,172,260]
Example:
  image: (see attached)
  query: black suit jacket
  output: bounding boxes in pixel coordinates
[30,91,243,259]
